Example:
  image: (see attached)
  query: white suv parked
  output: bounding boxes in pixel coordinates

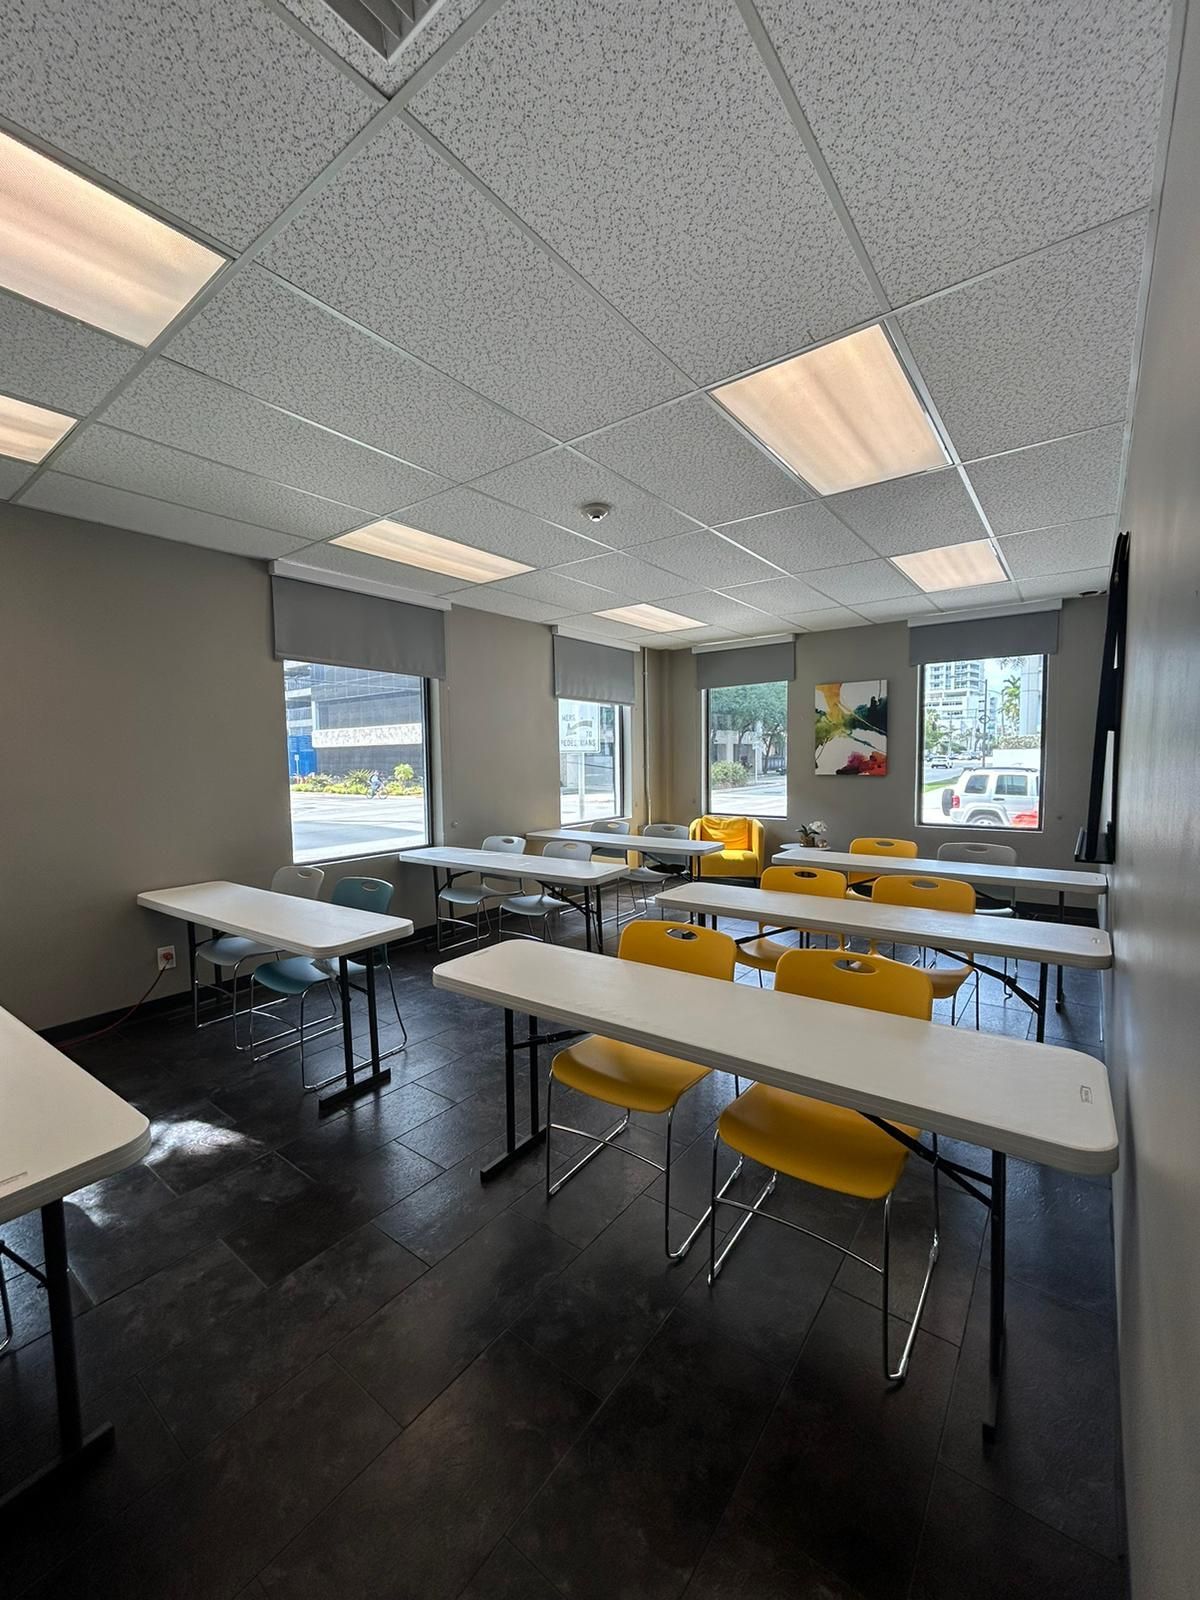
[940,767,1040,828]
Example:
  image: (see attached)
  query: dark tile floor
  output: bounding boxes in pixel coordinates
[0,916,1121,1599]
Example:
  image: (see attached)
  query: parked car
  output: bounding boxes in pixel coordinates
[927,756,953,771]
[940,767,1040,828]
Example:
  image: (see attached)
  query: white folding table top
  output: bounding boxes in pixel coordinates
[772,846,1108,896]
[655,882,1112,969]
[432,943,1117,1176]
[137,881,414,959]
[0,1006,151,1224]
[399,846,629,886]
[526,828,725,858]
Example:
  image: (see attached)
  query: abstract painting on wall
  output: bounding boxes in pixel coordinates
[815,680,889,776]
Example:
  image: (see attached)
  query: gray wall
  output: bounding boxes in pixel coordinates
[657,597,1106,903]
[0,503,647,1029]
[1106,2,1200,1591]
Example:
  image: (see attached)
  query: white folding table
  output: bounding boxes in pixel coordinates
[432,940,1118,1437]
[773,847,1108,1013]
[526,827,726,880]
[654,881,1112,1041]
[399,845,630,954]
[137,881,413,1114]
[0,1006,150,1507]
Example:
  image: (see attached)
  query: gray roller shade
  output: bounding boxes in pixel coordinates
[553,634,637,704]
[908,608,1059,666]
[271,576,446,679]
[695,638,796,690]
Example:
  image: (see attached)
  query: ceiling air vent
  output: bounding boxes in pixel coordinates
[321,0,436,58]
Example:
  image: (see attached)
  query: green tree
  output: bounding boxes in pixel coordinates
[1001,673,1021,736]
[711,681,788,763]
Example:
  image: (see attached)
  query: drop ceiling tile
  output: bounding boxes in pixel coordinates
[396,486,602,569]
[23,472,313,558]
[1018,568,1110,602]
[805,560,919,604]
[632,528,782,589]
[898,215,1147,459]
[647,590,780,629]
[651,625,733,649]
[0,457,35,498]
[719,575,836,615]
[52,426,365,539]
[0,0,377,247]
[931,580,1023,611]
[164,268,551,480]
[999,517,1118,579]
[714,502,874,573]
[486,569,621,611]
[583,395,806,524]
[472,447,699,548]
[282,539,462,594]
[260,119,685,436]
[795,607,870,631]
[550,612,651,644]
[409,0,875,382]
[275,0,486,96]
[545,552,702,603]
[0,292,140,415]
[824,467,986,557]
[757,0,1170,302]
[102,362,444,512]
[451,588,568,624]
[725,610,795,636]
[966,426,1125,535]
[852,595,938,622]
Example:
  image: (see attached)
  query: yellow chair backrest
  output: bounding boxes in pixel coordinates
[774,947,934,1020]
[618,919,736,981]
[760,865,848,899]
[848,835,919,885]
[871,874,976,915]
[690,815,750,850]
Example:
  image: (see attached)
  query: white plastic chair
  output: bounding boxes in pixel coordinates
[498,840,591,942]
[937,840,1018,987]
[590,819,636,916]
[436,834,525,950]
[627,822,691,910]
[193,865,325,1048]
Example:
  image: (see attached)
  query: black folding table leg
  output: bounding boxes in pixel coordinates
[480,1008,548,1182]
[529,1012,541,1136]
[583,886,593,952]
[1035,963,1048,1042]
[317,953,392,1115]
[983,1150,1007,1440]
[187,920,198,1028]
[595,885,606,953]
[1056,891,1066,1010]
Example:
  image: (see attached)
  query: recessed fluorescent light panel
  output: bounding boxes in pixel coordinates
[0,131,224,345]
[713,324,948,495]
[333,519,533,583]
[891,540,1008,592]
[0,392,76,462]
[594,603,702,633]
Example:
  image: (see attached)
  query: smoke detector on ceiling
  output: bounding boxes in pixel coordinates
[581,502,612,523]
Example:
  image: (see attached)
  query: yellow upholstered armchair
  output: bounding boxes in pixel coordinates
[689,815,766,881]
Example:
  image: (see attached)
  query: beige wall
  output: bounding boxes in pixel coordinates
[1106,3,1200,1592]
[0,503,647,1029]
[654,595,1106,902]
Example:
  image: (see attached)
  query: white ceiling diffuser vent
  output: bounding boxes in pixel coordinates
[321,0,436,58]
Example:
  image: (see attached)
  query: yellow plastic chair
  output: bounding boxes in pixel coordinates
[736,865,848,982]
[709,947,939,1382]
[689,815,766,881]
[546,919,740,1258]
[846,836,919,897]
[871,875,979,1027]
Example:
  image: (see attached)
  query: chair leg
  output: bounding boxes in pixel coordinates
[663,1109,745,1260]
[0,1258,12,1353]
[545,1072,633,1196]
[383,956,408,1045]
[882,1141,940,1384]
[709,1161,777,1282]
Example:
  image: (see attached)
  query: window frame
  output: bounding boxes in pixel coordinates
[284,663,434,865]
[702,682,790,819]
[915,653,1047,834]
[557,698,629,826]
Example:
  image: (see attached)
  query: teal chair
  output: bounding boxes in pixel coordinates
[248,876,407,1085]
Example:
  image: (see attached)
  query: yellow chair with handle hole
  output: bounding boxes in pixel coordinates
[846,835,919,898]
[736,865,848,983]
[689,815,766,881]
[870,874,979,1027]
[709,946,939,1383]
[546,919,741,1259]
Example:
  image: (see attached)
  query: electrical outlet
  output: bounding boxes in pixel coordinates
[157,945,177,971]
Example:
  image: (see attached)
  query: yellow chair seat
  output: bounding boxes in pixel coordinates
[718,1083,916,1200]
[928,962,972,1000]
[736,934,794,972]
[702,848,759,877]
[551,1034,709,1115]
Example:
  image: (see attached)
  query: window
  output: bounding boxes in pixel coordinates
[706,681,789,816]
[558,699,625,823]
[917,653,1046,830]
[283,660,431,862]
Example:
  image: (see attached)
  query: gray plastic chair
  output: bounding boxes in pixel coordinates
[628,822,691,910]
[938,840,1019,987]
[437,834,525,950]
[498,840,590,942]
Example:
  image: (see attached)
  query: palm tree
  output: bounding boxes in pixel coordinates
[1001,674,1021,736]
